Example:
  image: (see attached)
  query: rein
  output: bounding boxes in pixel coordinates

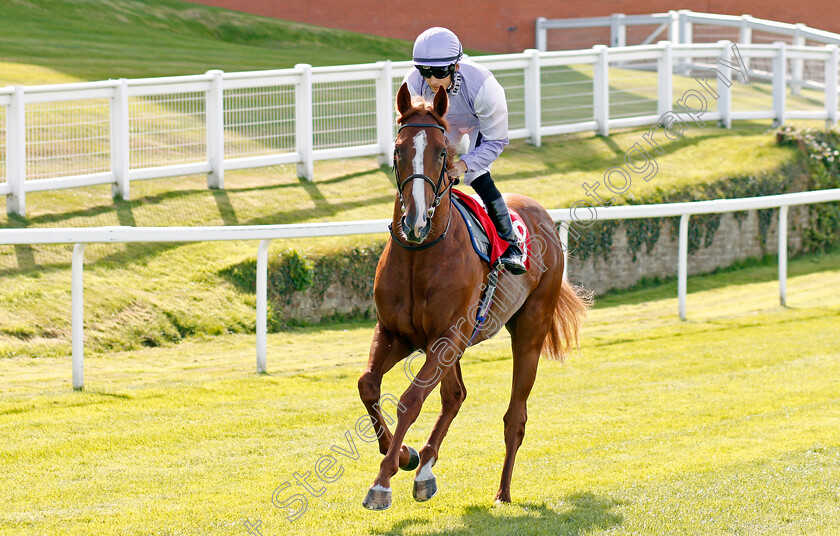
[388,122,456,251]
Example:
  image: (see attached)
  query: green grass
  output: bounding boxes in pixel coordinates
[0,0,420,85]
[1,247,839,535]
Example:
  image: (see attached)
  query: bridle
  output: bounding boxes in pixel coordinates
[389,122,456,250]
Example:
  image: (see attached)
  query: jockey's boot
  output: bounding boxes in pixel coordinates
[484,196,527,275]
[472,173,527,275]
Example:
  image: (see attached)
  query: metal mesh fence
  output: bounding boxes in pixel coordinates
[609,60,659,119]
[625,24,668,46]
[223,85,296,159]
[692,24,740,44]
[0,105,6,183]
[751,30,793,45]
[803,40,828,85]
[490,68,526,130]
[389,75,405,140]
[750,30,793,76]
[129,92,207,170]
[545,27,610,51]
[25,99,111,180]
[541,64,595,125]
[787,57,828,112]
[312,79,377,150]
[672,55,724,117]
[684,53,722,74]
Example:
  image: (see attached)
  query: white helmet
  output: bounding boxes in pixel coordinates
[412,27,463,67]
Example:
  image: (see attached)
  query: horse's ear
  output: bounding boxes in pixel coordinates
[433,85,448,117]
[396,83,412,116]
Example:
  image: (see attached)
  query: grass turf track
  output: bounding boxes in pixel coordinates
[1,247,838,535]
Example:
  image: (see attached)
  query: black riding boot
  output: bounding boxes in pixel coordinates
[471,173,527,275]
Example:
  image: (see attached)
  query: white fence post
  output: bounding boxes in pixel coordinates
[536,17,547,52]
[826,45,839,127]
[740,15,753,74]
[7,86,25,217]
[678,10,693,74]
[658,41,673,118]
[559,223,569,281]
[792,23,806,95]
[206,69,225,189]
[72,243,86,390]
[773,42,787,127]
[678,214,689,320]
[667,10,680,42]
[778,205,788,306]
[718,40,733,129]
[593,45,610,136]
[256,239,271,373]
[376,60,394,167]
[111,78,130,201]
[525,48,542,147]
[611,14,626,47]
[296,64,314,181]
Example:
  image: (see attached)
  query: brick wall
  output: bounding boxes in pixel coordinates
[183,0,840,54]
[567,206,810,295]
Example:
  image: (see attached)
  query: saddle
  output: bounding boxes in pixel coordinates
[450,189,530,270]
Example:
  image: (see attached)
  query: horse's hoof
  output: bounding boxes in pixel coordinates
[362,486,392,510]
[401,446,420,471]
[413,476,438,502]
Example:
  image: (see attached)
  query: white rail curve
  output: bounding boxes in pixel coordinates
[537,10,840,52]
[2,187,839,390]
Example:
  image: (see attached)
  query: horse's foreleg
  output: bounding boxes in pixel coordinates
[358,323,414,466]
[363,339,461,510]
[413,361,466,502]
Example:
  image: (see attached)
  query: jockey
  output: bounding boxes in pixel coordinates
[402,27,527,275]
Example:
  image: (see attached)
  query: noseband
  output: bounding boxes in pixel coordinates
[389,122,455,250]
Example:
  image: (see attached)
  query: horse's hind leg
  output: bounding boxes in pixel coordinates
[413,361,467,502]
[358,323,417,470]
[496,293,556,503]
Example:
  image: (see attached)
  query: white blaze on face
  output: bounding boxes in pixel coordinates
[410,130,427,231]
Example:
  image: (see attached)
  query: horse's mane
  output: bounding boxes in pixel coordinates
[397,96,457,171]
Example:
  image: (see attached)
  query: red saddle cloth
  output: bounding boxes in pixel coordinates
[451,188,530,269]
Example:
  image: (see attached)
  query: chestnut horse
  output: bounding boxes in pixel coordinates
[358,83,590,510]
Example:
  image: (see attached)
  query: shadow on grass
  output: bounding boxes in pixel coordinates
[0,165,389,231]
[211,189,239,226]
[374,493,624,536]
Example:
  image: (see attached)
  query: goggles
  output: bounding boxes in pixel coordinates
[416,64,456,79]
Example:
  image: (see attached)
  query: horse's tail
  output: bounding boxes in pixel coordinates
[543,278,593,362]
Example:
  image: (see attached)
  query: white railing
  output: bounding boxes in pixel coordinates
[537,10,840,51]
[3,188,840,389]
[2,37,839,217]
[537,10,840,90]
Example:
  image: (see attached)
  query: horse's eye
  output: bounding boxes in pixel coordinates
[440,151,446,158]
